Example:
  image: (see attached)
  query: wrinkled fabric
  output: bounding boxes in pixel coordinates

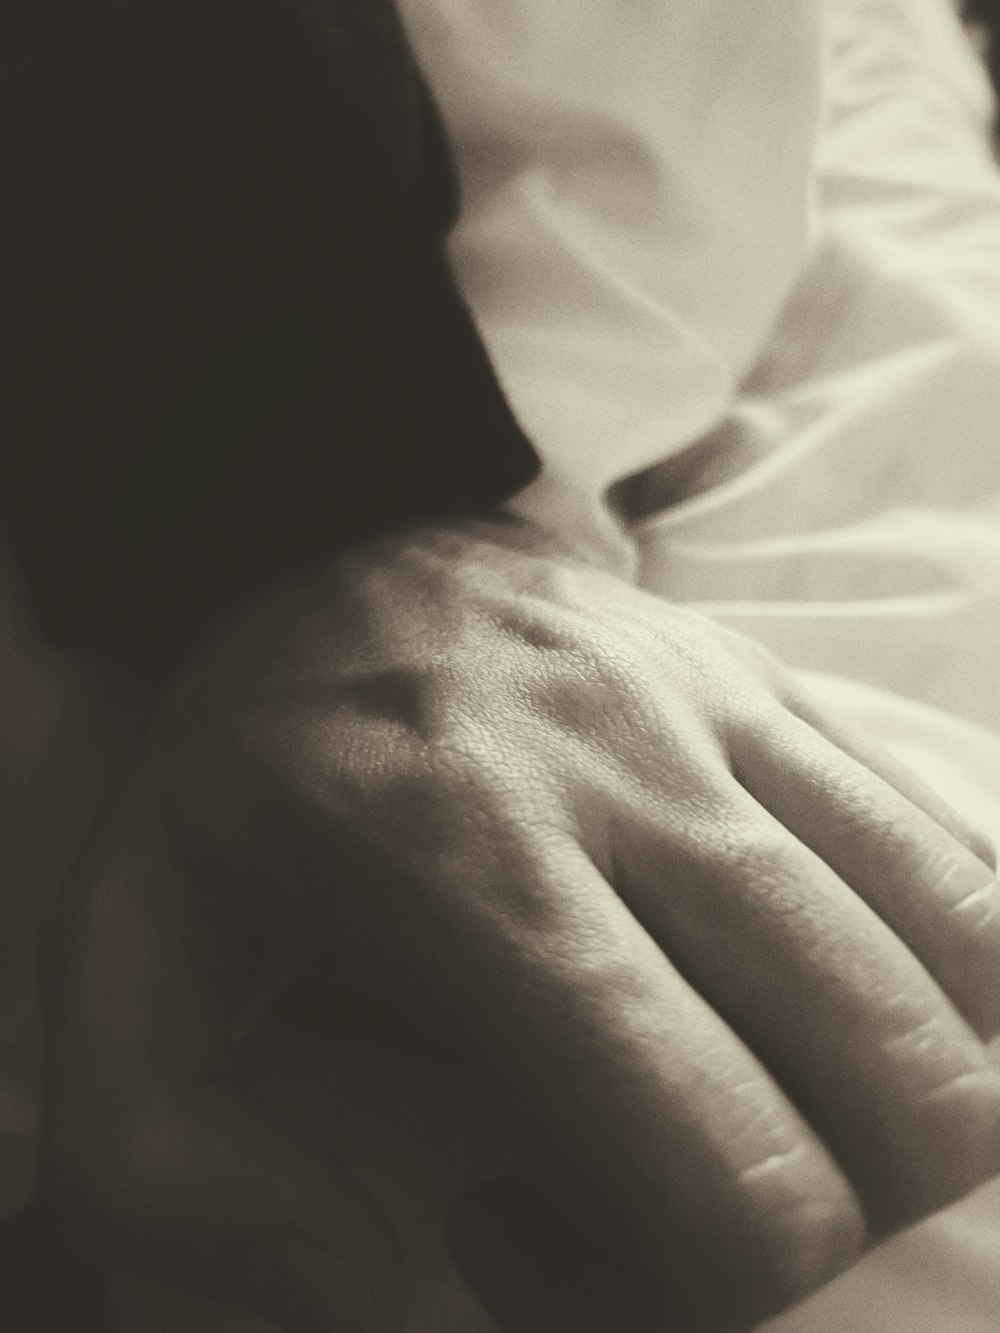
[401,0,824,569]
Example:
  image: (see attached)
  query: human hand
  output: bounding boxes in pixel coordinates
[40,514,1000,1332]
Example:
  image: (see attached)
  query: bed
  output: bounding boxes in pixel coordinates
[14,0,1000,1328]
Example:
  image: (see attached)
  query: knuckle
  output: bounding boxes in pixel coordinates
[776,1191,868,1303]
[935,870,1000,1036]
[943,868,1000,939]
[369,736,573,919]
[491,592,586,658]
[916,1060,1000,1205]
[518,611,649,704]
[873,1020,1000,1226]
[729,1150,867,1322]
[905,786,994,868]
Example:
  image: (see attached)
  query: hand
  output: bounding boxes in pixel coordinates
[40,514,1000,1332]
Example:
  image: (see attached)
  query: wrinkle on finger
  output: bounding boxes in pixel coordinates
[729,711,1000,1037]
[443,842,867,1329]
[612,796,1000,1239]
[777,685,998,870]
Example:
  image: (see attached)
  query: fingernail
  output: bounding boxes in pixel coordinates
[446,1177,685,1333]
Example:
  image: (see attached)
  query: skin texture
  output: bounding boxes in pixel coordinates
[32,513,1000,1332]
